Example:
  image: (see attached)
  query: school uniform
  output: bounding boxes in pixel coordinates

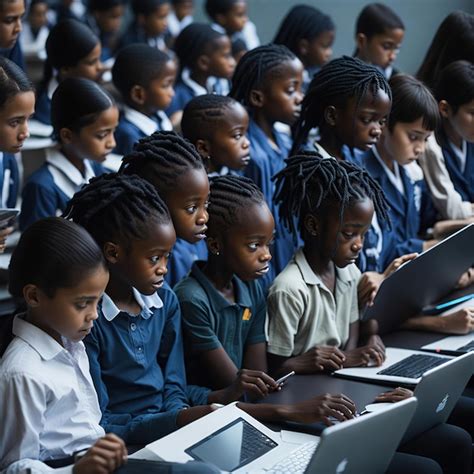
[266,248,360,357]
[84,284,190,445]
[33,77,58,125]
[244,118,297,291]
[114,105,173,156]
[210,21,260,50]
[166,68,230,116]
[302,66,320,93]
[174,261,267,389]
[0,41,25,70]
[0,152,19,208]
[119,23,167,51]
[20,147,106,231]
[20,23,49,59]
[167,238,208,288]
[167,10,193,38]
[0,314,104,473]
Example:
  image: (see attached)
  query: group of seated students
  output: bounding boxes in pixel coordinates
[0,0,474,472]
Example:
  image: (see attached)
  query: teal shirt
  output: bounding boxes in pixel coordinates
[174,262,267,387]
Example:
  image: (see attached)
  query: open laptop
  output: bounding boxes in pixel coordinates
[131,399,417,473]
[364,223,474,335]
[335,347,453,385]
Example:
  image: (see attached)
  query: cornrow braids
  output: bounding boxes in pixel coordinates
[273,151,389,240]
[120,131,205,195]
[291,55,391,155]
[229,44,296,107]
[208,175,265,233]
[63,173,171,249]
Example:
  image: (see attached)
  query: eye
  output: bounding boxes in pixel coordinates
[204,200,210,209]
[185,205,197,214]
[233,132,242,140]
[342,232,355,239]
[360,116,371,125]
[247,242,258,251]
[379,118,387,126]
[75,302,88,310]
[8,120,19,127]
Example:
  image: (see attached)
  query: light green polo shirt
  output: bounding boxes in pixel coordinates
[266,248,361,357]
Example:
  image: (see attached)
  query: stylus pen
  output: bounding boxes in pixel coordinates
[434,294,474,311]
[275,371,295,386]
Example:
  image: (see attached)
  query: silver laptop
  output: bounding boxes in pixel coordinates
[422,333,474,355]
[132,399,417,473]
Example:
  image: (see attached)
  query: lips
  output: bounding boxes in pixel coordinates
[255,265,270,275]
[152,279,164,289]
[194,226,207,240]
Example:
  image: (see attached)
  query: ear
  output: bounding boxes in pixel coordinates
[438,100,452,119]
[130,85,146,106]
[249,89,264,108]
[195,138,211,158]
[59,127,74,144]
[196,54,210,73]
[206,235,221,256]
[215,13,227,27]
[324,105,338,127]
[303,213,319,237]
[298,38,309,58]
[356,32,367,51]
[103,241,121,264]
[23,284,41,307]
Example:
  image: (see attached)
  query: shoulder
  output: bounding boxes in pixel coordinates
[269,258,308,297]
[175,274,207,304]
[1,338,45,380]
[337,263,361,285]
[23,163,55,188]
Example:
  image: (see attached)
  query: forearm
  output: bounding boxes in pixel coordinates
[236,402,286,423]
[401,315,445,333]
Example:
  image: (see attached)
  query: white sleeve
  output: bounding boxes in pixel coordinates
[1,460,73,473]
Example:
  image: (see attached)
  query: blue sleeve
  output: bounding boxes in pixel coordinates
[114,121,141,156]
[3,153,19,208]
[33,91,52,125]
[186,385,211,407]
[166,83,192,116]
[6,42,24,70]
[245,283,267,346]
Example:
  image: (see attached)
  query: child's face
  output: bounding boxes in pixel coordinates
[441,98,474,143]
[314,198,374,268]
[0,0,24,49]
[141,3,170,37]
[64,106,118,162]
[29,265,109,344]
[28,1,48,31]
[301,30,335,68]
[164,167,209,243]
[94,4,124,34]
[173,0,193,21]
[0,91,34,153]
[142,59,177,114]
[205,35,236,79]
[220,202,274,281]
[218,1,247,34]
[356,28,404,70]
[205,102,250,171]
[62,42,104,83]
[257,57,304,125]
[381,117,432,166]
[112,220,176,295]
[333,88,391,150]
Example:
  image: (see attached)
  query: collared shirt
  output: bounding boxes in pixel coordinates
[372,145,405,196]
[449,139,467,174]
[210,21,260,50]
[174,262,266,387]
[266,249,361,357]
[84,284,189,444]
[0,315,104,474]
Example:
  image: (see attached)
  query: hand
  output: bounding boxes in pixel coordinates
[440,308,474,334]
[226,369,280,402]
[456,267,474,289]
[291,346,346,373]
[383,253,418,278]
[0,226,13,253]
[375,387,413,403]
[343,344,385,368]
[177,405,216,427]
[358,272,384,308]
[73,434,127,474]
[366,335,386,362]
[281,393,356,426]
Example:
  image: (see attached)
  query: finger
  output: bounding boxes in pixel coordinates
[88,447,118,472]
[242,382,266,399]
[247,376,269,397]
[331,346,346,362]
[320,357,342,372]
[321,416,333,427]
[332,395,357,414]
[328,351,345,366]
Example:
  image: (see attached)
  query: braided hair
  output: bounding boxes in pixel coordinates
[291,55,391,155]
[120,131,205,195]
[273,151,389,240]
[229,44,297,107]
[208,175,266,235]
[63,173,171,249]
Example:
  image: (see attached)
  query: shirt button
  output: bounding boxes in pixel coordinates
[130,323,136,331]
[137,347,142,352]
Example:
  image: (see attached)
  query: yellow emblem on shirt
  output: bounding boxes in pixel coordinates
[242,308,252,321]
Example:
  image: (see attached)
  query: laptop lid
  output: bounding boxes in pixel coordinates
[422,334,474,355]
[306,398,417,474]
[364,224,474,335]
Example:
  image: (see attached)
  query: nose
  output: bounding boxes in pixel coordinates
[414,141,426,158]
[243,135,250,149]
[370,124,382,139]
[156,258,168,276]
[18,122,29,141]
[295,90,304,105]
[260,245,272,263]
[352,236,363,252]
[169,86,175,99]
[388,50,398,63]
[89,306,100,322]
[14,18,22,34]
[196,207,208,225]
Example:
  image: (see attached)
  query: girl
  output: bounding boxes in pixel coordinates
[0,217,128,473]
[34,19,104,125]
[120,130,209,287]
[20,0,50,60]
[0,57,34,251]
[20,78,118,230]
[273,4,335,91]
[354,3,405,80]
[230,44,304,288]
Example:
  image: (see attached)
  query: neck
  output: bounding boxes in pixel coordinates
[25,309,63,346]
[319,131,344,160]
[376,139,395,172]
[190,69,209,88]
[202,255,234,293]
[443,119,463,149]
[105,271,139,314]
[128,102,154,117]
[207,159,221,174]
[303,241,334,278]
[60,146,85,175]
[252,110,277,145]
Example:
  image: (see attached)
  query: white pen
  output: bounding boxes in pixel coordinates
[275,370,295,386]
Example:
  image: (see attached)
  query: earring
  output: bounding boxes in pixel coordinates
[215,251,220,256]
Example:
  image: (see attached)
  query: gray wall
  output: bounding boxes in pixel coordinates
[193,0,474,74]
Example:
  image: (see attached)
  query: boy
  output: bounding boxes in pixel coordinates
[0,0,25,69]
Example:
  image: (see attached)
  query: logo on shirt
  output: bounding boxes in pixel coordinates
[242,308,252,321]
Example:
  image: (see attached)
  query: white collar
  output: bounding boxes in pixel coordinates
[100,288,163,321]
[449,139,467,173]
[181,67,208,96]
[313,141,333,159]
[123,105,159,136]
[210,22,226,35]
[373,145,405,195]
[47,77,59,100]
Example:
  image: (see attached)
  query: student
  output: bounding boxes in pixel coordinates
[354,3,405,80]
[112,44,175,155]
[20,0,50,60]
[205,0,259,50]
[273,4,335,91]
[119,0,170,51]
[166,23,235,126]
[0,217,128,473]
[167,0,193,41]
[181,94,250,176]
[34,19,104,125]
[0,58,34,251]
[230,44,304,289]
[0,0,25,69]
[120,131,209,287]
[20,78,118,230]
[416,11,474,220]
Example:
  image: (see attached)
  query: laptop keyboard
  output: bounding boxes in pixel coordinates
[377,354,447,379]
[239,422,278,463]
[457,339,474,352]
[268,441,318,473]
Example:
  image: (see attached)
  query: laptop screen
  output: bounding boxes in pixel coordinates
[185,417,278,471]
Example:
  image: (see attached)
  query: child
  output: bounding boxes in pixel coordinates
[112,44,175,155]
[0,0,25,69]
[0,57,34,251]
[119,0,170,51]
[20,78,118,230]
[167,0,193,41]
[354,3,405,80]
[273,4,335,91]
[205,0,259,50]
[120,131,209,286]
[0,217,128,473]
[20,0,50,60]
[181,94,250,176]
[166,23,235,126]
[35,19,104,125]
[230,44,303,288]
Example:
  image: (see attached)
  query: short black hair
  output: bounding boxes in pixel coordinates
[0,57,33,109]
[9,217,106,298]
[112,44,172,101]
[356,3,404,38]
[64,173,171,250]
[205,0,239,20]
[88,0,124,12]
[131,0,169,16]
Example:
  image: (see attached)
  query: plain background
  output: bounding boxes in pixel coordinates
[193,0,474,75]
